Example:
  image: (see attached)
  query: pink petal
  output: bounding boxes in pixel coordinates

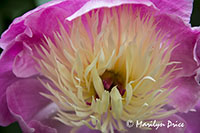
[0,71,17,126]
[152,9,200,112]
[12,43,39,78]
[0,21,26,49]
[169,75,200,113]
[178,100,200,133]
[151,0,193,24]
[28,120,57,133]
[67,0,156,21]
[8,109,35,133]
[0,44,22,126]
[0,0,88,49]
[6,78,63,132]
[154,13,199,77]
[42,119,72,133]
[67,0,193,24]
[0,0,88,78]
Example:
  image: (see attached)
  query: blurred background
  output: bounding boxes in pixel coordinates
[0,0,200,132]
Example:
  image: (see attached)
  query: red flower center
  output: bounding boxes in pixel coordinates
[101,71,125,96]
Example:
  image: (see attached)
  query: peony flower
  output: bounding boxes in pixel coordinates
[0,0,200,132]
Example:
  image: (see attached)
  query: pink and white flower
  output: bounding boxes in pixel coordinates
[0,0,200,132]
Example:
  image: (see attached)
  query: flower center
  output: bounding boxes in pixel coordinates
[34,5,178,132]
[101,71,125,96]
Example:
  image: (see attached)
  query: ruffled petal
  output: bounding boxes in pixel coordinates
[67,0,156,21]
[28,120,57,133]
[8,109,35,133]
[6,78,63,132]
[154,13,199,77]
[152,7,200,113]
[0,44,22,126]
[0,71,17,126]
[178,101,200,133]
[0,21,26,49]
[67,0,193,24]
[12,43,39,78]
[0,0,88,49]
[151,0,193,24]
[0,0,88,78]
[168,75,200,113]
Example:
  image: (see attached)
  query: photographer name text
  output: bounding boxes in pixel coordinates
[126,120,184,130]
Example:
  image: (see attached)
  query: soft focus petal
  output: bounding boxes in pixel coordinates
[153,8,200,112]
[67,0,193,24]
[169,75,200,113]
[0,44,22,126]
[6,78,60,132]
[12,43,39,78]
[0,21,26,49]
[154,14,199,77]
[0,0,88,78]
[178,101,200,133]
[28,120,56,133]
[0,0,88,49]
[151,0,193,24]
[0,71,17,126]
[67,0,156,21]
